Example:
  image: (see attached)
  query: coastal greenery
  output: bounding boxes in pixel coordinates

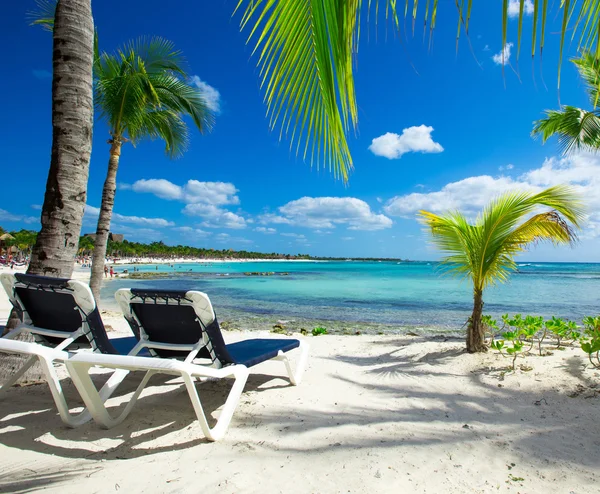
[419,185,584,353]
[533,53,600,153]
[0,230,38,261]
[312,327,328,336]
[485,314,600,371]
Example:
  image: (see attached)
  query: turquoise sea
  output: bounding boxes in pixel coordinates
[100,261,600,335]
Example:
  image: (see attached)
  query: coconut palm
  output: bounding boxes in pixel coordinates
[532,53,600,153]
[419,185,585,353]
[27,0,94,278]
[88,37,214,301]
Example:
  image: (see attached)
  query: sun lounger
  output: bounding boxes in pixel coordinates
[65,288,309,441]
[0,273,140,427]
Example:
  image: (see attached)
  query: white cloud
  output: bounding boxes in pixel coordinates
[182,204,246,229]
[369,125,443,159]
[124,179,239,206]
[84,205,174,227]
[122,178,246,230]
[0,209,38,224]
[483,44,490,51]
[261,197,392,231]
[281,233,306,239]
[341,237,354,241]
[384,152,600,237]
[31,204,42,210]
[508,0,534,18]
[492,43,513,66]
[190,76,221,113]
[172,226,210,236]
[499,164,515,172]
[254,227,276,234]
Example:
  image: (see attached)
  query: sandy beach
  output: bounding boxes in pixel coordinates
[0,267,598,493]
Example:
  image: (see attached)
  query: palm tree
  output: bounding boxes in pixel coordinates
[419,186,585,353]
[88,37,214,301]
[27,0,94,278]
[532,53,600,153]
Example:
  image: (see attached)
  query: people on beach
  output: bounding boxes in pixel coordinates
[104,265,109,278]
[109,266,114,278]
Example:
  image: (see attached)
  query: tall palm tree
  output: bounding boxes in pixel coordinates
[532,53,600,153]
[27,0,94,277]
[88,38,214,301]
[419,186,584,353]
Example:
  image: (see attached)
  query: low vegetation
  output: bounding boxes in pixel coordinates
[485,314,600,371]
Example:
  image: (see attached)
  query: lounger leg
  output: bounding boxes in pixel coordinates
[182,366,249,442]
[66,362,155,429]
[0,355,37,393]
[275,341,309,385]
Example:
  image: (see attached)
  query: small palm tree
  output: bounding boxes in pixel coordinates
[88,37,214,301]
[532,53,600,153]
[419,185,585,353]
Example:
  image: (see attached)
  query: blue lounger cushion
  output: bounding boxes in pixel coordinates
[225,338,300,368]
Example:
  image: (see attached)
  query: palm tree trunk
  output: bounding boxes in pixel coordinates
[89,139,122,302]
[28,0,94,278]
[1,0,94,383]
[466,289,487,353]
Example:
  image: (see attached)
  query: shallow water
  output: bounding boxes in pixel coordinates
[100,261,600,334]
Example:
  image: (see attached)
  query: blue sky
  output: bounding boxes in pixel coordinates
[2,0,599,261]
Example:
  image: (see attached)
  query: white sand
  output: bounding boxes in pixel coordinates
[1,269,599,492]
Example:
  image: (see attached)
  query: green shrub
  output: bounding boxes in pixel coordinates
[581,316,600,369]
[312,326,327,336]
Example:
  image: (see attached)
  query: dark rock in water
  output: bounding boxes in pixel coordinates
[272,324,285,330]
[128,272,171,279]
[406,331,419,336]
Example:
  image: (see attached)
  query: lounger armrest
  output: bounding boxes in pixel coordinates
[67,352,245,379]
[0,338,69,360]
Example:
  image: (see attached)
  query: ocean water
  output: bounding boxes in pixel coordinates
[100,261,600,335]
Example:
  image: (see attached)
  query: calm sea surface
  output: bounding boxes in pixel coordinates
[100,261,600,335]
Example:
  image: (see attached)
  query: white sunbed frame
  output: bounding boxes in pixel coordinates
[0,273,128,427]
[65,288,309,441]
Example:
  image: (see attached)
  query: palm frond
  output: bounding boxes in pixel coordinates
[572,52,600,107]
[532,106,600,154]
[236,0,365,181]
[95,37,214,157]
[28,0,56,32]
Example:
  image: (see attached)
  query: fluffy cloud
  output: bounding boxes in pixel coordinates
[122,179,239,206]
[190,76,221,113]
[508,0,534,18]
[84,205,174,227]
[121,178,246,229]
[0,209,37,224]
[492,43,513,66]
[369,125,443,159]
[182,204,246,229]
[384,152,600,237]
[172,226,210,236]
[261,197,392,231]
[254,227,276,234]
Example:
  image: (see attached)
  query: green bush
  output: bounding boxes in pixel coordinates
[485,313,600,371]
[581,316,600,369]
[312,326,327,336]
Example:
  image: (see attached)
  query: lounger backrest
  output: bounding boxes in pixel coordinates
[0,273,119,354]
[115,288,236,365]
